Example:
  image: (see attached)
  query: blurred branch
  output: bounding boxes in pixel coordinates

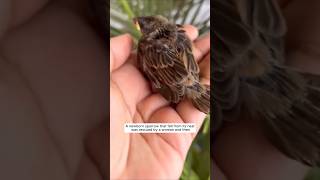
[173,0,186,22]
[111,27,122,36]
[181,0,194,24]
[118,0,135,18]
[191,0,205,24]
[136,0,141,16]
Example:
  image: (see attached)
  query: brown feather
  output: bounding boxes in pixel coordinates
[136,15,210,113]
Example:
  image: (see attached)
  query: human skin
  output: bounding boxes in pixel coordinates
[213,0,320,180]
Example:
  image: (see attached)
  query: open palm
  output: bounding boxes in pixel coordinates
[110,26,210,179]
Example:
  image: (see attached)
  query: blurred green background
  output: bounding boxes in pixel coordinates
[305,168,320,180]
[110,0,210,179]
[109,0,319,179]
[110,0,210,40]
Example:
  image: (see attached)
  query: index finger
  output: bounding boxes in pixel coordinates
[193,33,210,61]
[182,25,210,61]
[110,34,133,72]
[183,24,199,41]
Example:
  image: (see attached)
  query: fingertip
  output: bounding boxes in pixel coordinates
[199,53,211,83]
[182,25,199,41]
[195,33,210,48]
[137,94,170,122]
[110,33,133,52]
[193,33,210,61]
[110,34,134,71]
[176,100,206,135]
[111,33,132,42]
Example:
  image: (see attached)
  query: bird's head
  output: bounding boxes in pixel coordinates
[133,15,169,35]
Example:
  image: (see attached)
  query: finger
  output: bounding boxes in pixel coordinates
[181,25,210,61]
[193,33,210,61]
[199,53,210,85]
[112,63,151,115]
[174,35,210,136]
[110,34,133,72]
[175,99,207,135]
[137,94,170,122]
[137,94,198,158]
[144,106,194,159]
[182,25,199,41]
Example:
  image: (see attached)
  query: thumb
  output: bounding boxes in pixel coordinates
[110,34,133,72]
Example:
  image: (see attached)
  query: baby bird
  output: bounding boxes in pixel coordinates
[134,15,210,114]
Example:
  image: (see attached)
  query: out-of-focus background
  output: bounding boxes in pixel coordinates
[110,0,210,179]
[305,167,320,180]
[110,0,210,39]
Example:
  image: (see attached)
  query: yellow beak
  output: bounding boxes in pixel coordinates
[135,21,141,31]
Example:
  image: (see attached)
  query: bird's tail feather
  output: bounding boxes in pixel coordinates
[252,68,320,166]
[189,83,210,114]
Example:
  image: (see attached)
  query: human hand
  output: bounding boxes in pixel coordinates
[110,26,210,179]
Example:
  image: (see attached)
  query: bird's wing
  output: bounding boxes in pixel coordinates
[213,0,254,62]
[238,0,287,62]
[212,0,287,124]
[233,0,286,37]
[251,66,320,166]
[212,0,251,127]
[176,31,200,78]
[138,39,189,103]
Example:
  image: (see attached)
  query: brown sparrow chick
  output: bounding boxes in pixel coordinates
[134,15,210,114]
[213,0,320,166]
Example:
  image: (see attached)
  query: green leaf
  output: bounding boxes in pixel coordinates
[118,0,135,18]
[202,115,210,134]
[110,27,122,37]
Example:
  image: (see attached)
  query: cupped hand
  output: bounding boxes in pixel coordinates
[110,26,210,179]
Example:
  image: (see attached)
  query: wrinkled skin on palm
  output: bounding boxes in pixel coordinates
[212,0,320,166]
